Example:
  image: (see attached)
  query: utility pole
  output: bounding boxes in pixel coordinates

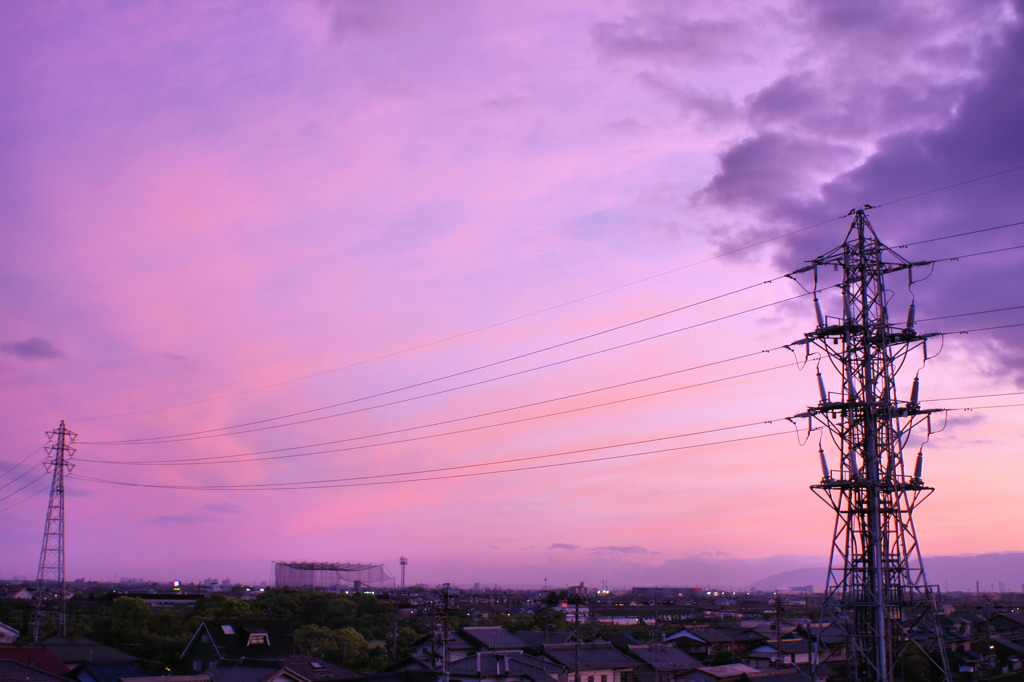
[791,209,951,682]
[32,420,76,641]
[441,583,451,682]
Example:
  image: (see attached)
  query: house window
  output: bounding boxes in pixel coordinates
[192,660,203,672]
[247,633,270,646]
[601,676,607,682]
[221,625,235,635]
[588,676,594,682]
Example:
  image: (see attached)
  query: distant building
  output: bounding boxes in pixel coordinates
[273,562,392,591]
[631,588,701,602]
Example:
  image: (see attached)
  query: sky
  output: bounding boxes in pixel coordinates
[2,0,1023,590]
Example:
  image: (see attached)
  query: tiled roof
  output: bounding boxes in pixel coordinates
[541,643,637,671]
[71,660,149,682]
[461,627,527,651]
[123,676,211,682]
[626,645,702,671]
[0,645,69,675]
[277,655,364,681]
[695,663,759,679]
[448,652,561,682]
[43,638,134,665]
[208,662,303,682]
[513,632,573,649]
[743,668,812,682]
[0,660,67,682]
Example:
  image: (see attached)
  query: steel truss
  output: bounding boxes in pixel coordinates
[32,420,76,641]
[793,210,951,682]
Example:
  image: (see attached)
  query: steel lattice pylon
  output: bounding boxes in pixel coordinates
[32,420,76,641]
[792,210,950,682]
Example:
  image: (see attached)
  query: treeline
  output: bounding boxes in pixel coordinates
[4,590,427,673]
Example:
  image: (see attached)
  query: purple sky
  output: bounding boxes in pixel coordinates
[2,0,1023,589]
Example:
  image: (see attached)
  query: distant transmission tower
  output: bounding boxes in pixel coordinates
[32,420,76,642]
[400,555,408,589]
[793,209,950,682]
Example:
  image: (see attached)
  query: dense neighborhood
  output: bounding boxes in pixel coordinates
[1,581,1022,682]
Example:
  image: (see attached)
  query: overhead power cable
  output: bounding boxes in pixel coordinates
[82,289,810,445]
[896,219,1024,248]
[0,470,50,505]
[0,447,44,490]
[78,359,796,466]
[75,428,796,492]
[873,162,1024,209]
[74,164,1024,424]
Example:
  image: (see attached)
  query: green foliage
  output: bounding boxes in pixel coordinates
[55,589,426,674]
[194,594,263,619]
[295,624,370,667]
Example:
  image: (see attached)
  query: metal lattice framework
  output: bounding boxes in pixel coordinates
[32,420,76,641]
[792,210,950,682]
[274,561,393,590]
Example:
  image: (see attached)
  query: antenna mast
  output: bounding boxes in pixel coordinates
[795,210,950,682]
[32,420,76,641]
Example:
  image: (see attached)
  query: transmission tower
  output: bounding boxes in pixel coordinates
[32,420,76,641]
[792,209,950,682]
[400,555,408,589]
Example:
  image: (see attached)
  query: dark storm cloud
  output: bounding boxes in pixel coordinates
[698,132,856,210]
[748,73,962,140]
[1,337,63,360]
[698,2,1024,382]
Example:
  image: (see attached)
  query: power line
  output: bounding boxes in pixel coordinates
[79,359,796,466]
[896,219,1024,248]
[75,428,797,492]
[873,162,1024,209]
[76,308,1024,466]
[72,165,1024,425]
[0,469,50,505]
[82,289,810,445]
[0,445,44,485]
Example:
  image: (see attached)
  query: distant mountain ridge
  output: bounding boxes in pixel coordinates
[749,552,1024,592]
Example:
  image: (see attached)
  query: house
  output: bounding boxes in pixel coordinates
[461,627,529,653]
[447,651,564,682]
[68,660,150,682]
[276,655,364,682]
[665,629,766,662]
[680,664,759,682]
[44,637,136,667]
[741,669,813,682]
[625,643,702,682]
[181,621,296,673]
[0,659,68,682]
[0,621,19,644]
[745,641,811,670]
[0,644,70,675]
[206,660,308,682]
[515,631,576,652]
[541,642,638,682]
